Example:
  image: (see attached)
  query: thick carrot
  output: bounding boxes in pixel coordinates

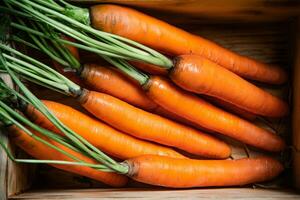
[144,76,285,152]
[171,55,289,117]
[26,101,185,160]
[203,96,257,121]
[8,125,128,187]
[78,90,231,159]
[124,155,283,188]
[90,4,287,84]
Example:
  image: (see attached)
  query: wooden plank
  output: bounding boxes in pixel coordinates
[9,188,300,200]
[0,74,15,200]
[0,129,8,200]
[0,75,35,197]
[69,0,300,22]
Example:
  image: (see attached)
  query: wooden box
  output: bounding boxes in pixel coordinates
[1,1,300,199]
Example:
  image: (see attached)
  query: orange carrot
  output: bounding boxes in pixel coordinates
[171,55,289,117]
[124,155,283,188]
[78,90,231,159]
[144,76,285,152]
[26,101,185,160]
[8,125,128,187]
[80,64,157,111]
[90,4,287,84]
[203,96,257,121]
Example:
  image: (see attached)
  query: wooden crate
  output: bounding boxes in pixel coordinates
[1,0,300,199]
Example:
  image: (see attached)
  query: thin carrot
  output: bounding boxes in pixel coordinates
[78,90,231,159]
[124,155,283,188]
[26,101,185,160]
[8,125,128,187]
[144,76,285,152]
[90,4,287,84]
[171,55,288,117]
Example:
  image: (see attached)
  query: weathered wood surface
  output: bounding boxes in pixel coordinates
[9,188,300,200]
[70,0,300,22]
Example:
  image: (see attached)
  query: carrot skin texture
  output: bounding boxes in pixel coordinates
[79,90,231,159]
[26,101,185,160]
[8,125,128,187]
[171,55,289,117]
[81,64,158,111]
[145,76,285,152]
[90,4,287,84]
[204,96,257,121]
[126,155,283,188]
[130,61,168,75]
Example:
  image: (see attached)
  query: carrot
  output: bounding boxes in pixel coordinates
[78,90,231,159]
[8,125,128,187]
[144,76,285,152]
[171,55,289,117]
[90,4,287,84]
[203,96,257,121]
[80,64,157,111]
[124,155,283,188]
[26,101,185,160]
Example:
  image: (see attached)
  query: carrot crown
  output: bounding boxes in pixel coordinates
[2,0,173,69]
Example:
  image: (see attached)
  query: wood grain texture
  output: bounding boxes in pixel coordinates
[9,188,300,200]
[70,0,300,22]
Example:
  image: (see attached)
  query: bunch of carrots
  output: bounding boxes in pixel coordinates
[0,0,289,188]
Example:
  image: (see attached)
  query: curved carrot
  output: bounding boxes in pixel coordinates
[171,55,289,117]
[8,125,128,187]
[203,96,257,121]
[125,155,283,188]
[78,90,231,159]
[26,101,185,160]
[90,4,287,84]
[144,76,285,152]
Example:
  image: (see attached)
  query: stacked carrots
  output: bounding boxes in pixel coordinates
[1,1,289,189]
